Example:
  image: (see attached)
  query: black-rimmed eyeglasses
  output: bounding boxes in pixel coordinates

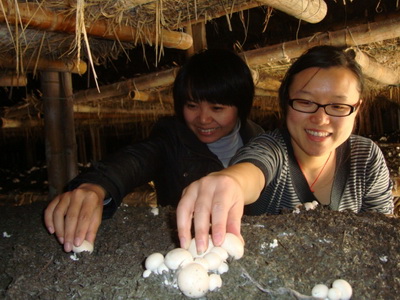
[289,99,360,117]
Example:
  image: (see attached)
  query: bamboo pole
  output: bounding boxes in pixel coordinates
[60,72,79,181]
[243,13,400,67]
[256,0,327,23]
[0,74,27,86]
[73,14,400,105]
[177,0,326,28]
[0,55,87,74]
[74,68,178,103]
[0,117,42,128]
[348,48,400,85]
[0,1,192,50]
[41,71,67,199]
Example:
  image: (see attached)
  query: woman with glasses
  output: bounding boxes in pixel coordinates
[176,45,394,253]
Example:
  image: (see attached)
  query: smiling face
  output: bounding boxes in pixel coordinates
[183,101,239,144]
[287,66,361,158]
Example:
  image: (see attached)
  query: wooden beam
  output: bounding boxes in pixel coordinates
[177,0,326,28]
[0,74,27,86]
[348,48,400,86]
[243,13,400,67]
[257,0,327,23]
[0,55,87,74]
[73,68,178,103]
[0,1,192,50]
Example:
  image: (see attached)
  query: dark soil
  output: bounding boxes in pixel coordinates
[1,202,399,299]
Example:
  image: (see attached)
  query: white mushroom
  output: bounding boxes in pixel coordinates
[220,233,244,259]
[217,262,229,274]
[144,252,164,272]
[72,240,94,254]
[203,252,223,271]
[311,284,329,300]
[177,263,210,298]
[304,201,319,211]
[188,236,214,258]
[208,274,222,291]
[332,279,352,300]
[327,287,342,300]
[164,248,193,270]
[210,246,229,261]
[156,262,169,274]
[194,257,209,270]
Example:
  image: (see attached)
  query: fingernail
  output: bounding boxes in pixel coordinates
[213,233,223,246]
[64,242,72,253]
[47,226,54,234]
[196,239,205,255]
[58,237,64,244]
[74,237,82,247]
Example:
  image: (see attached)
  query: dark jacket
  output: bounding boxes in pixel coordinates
[68,116,264,218]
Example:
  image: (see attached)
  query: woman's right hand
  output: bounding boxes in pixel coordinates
[176,163,265,255]
[44,183,105,252]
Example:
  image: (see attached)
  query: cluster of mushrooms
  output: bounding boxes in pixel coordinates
[311,279,353,300]
[143,233,244,298]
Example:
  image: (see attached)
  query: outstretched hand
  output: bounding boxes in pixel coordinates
[44,183,105,252]
[176,163,265,255]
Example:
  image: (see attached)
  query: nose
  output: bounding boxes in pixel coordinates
[199,107,212,124]
[310,106,330,124]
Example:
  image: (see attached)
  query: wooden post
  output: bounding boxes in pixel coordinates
[41,71,67,199]
[60,72,79,181]
[41,71,78,199]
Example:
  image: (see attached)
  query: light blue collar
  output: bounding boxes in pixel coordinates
[207,121,243,167]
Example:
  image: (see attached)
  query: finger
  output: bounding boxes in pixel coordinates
[177,187,196,249]
[63,201,81,252]
[193,190,214,255]
[226,200,244,244]
[52,194,72,245]
[44,196,60,234]
[72,192,99,247]
[84,203,103,245]
[210,191,230,247]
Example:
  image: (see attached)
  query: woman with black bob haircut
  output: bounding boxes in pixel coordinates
[44,48,264,253]
[176,45,393,255]
[173,48,255,124]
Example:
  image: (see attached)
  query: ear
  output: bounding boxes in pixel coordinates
[356,99,363,112]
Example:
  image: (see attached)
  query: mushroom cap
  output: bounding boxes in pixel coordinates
[311,284,329,299]
[72,240,94,254]
[209,274,222,291]
[332,279,352,300]
[220,233,244,259]
[164,248,193,270]
[177,263,209,298]
[327,287,342,300]
[145,252,164,271]
[210,247,229,261]
[188,236,214,258]
[203,252,223,271]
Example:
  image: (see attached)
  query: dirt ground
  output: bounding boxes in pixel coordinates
[1,201,399,300]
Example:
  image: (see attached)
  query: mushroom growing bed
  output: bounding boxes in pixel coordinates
[1,202,399,299]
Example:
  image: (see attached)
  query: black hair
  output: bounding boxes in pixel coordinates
[278,45,364,120]
[173,49,254,123]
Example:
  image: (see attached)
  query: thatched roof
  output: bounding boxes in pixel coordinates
[0,0,399,130]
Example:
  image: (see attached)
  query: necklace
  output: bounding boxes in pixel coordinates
[297,151,332,193]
